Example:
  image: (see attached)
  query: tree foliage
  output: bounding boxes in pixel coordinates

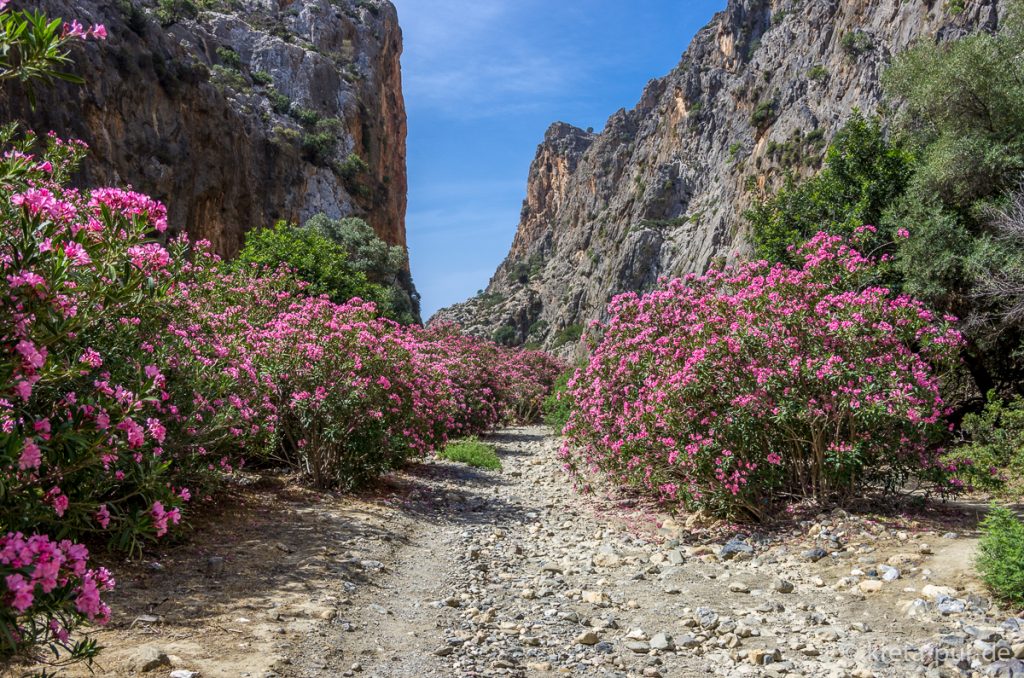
[748,3,1024,394]
[747,112,913,265]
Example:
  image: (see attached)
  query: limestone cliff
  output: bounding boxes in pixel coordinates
[0,0,407,258]
[434,0,1005,353]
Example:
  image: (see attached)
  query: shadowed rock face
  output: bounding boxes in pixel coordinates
[0,0,407,259]
[433,0,1006,354]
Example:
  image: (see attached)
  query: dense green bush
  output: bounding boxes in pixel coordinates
[552,324,584,349]
[156,0,198,25]
[306,214,420,323]
[493,325,518,347]
[267,87,291,114]
[841,31,872,57]
[215,46,241,69]
[750,100,777,130]
[747,112,913,265]
[542,370,574,432]
[236,221,386,308]
[976,507,1024,606]
[956,392,1024,490]
[251,70,273,86]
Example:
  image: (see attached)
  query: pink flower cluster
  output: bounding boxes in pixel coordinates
[560,232,964,519]
[0,532,114,650]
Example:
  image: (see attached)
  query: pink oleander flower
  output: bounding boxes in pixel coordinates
[95,504,111,529]
[18,439,42,470]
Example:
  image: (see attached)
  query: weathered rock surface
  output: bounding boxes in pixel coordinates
[434,0,1006,352]
[0,0,407,259]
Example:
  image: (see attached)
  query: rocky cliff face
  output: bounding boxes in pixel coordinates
[434,0,1005,353]
[0,0,407,258]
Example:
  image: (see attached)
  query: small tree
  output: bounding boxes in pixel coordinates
[746,112,913,264]
[236,221,385,306]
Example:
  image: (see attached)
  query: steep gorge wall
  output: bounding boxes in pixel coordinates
[0,0,407,258]
[434,0,1005,352]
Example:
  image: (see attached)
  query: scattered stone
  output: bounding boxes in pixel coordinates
[922,585,956,601]
[803,547,828,563]
[650,632,675,651]
[880,565,901,582]
[576,630,600,645]
[129,646,170,673]
[937,597,967,615]
[720,537,754,560]
[859,580,883,594]
[905,599,931,618]
[773,578,795,594]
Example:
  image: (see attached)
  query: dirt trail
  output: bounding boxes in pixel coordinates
[26,427,1024,678]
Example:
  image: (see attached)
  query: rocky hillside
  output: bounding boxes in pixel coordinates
[434,0,1005,352]
[0,0,407,258]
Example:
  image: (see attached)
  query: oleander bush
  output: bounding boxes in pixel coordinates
[0,9,563,660]
[561,231,965,520]
[0,127,563,662]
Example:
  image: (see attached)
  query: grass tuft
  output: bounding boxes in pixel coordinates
[439,438,501,471]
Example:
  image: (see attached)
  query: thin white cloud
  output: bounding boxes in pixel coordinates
[394,0,583,118]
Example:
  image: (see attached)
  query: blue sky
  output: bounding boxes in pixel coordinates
[393,1,727,319]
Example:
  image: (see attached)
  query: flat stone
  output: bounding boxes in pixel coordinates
[859,580,883,594]
[130,646,170,673]
[626,640,651,653]
[937,596,966,615]
[922,585,956,600]
[772,578,795,594]
[666,549,685,566]
[720,538,754,560]
[650,632,675,651]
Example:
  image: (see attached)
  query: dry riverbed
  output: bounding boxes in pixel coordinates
[19,427,1024,678]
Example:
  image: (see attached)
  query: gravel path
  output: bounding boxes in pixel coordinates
[35,426,1024,678]
[322,426,1024,678]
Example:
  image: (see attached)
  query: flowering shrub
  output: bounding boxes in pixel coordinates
[0,533,113,664]
[0,131,561,664]
[0,6,560,663]
[561,231,964,519]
